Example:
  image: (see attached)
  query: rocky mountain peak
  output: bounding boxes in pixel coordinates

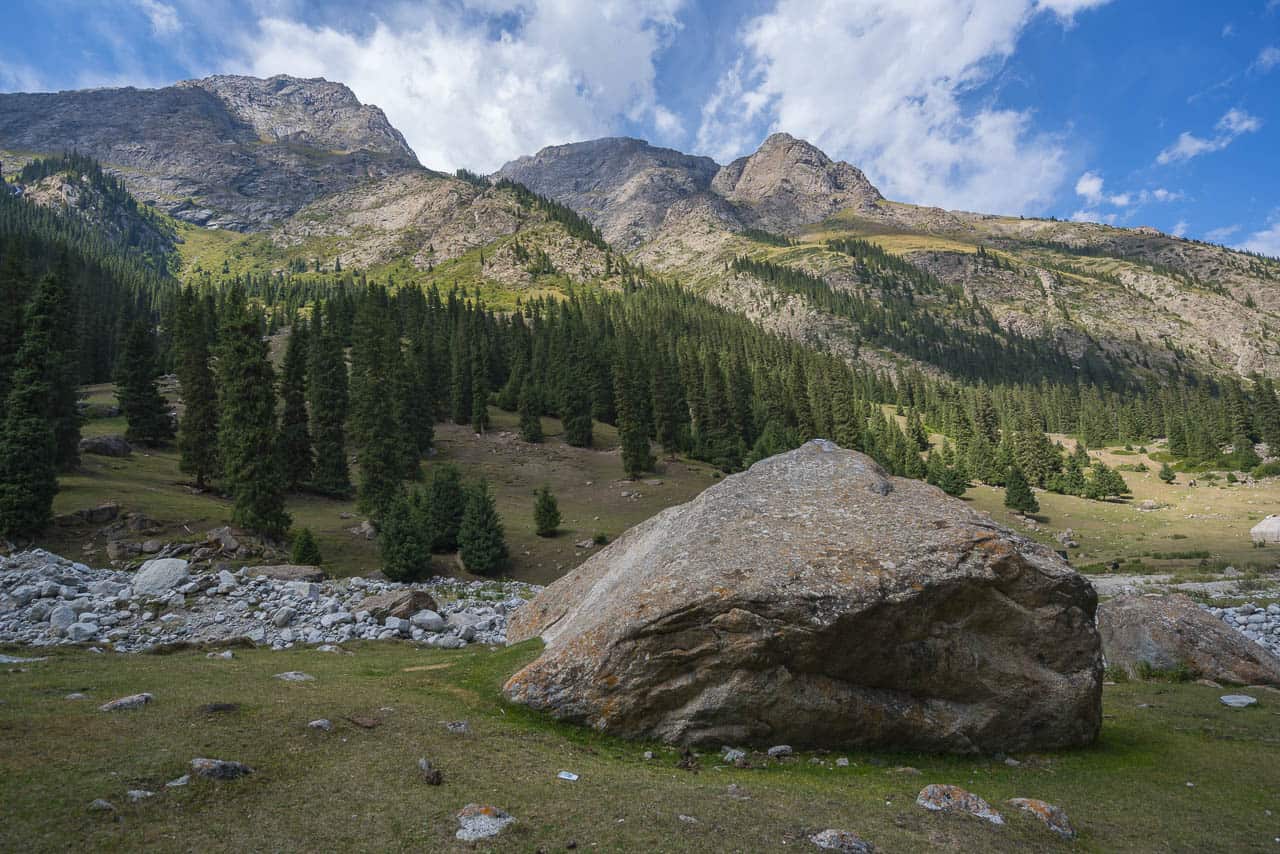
[495,137,721,248]
[712,132,883,229]
[179,75,417,160]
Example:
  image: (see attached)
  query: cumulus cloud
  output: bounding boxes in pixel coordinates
[1206,224,1241,243]
[237,1,683,171]
[136,0,182,36]
[1156,108,1262,164]
[1239,220,1280,258]
[694,0,1114,215]
[1073,170,1179,212]
[1257,45,1280,72]
[1171,220,1189,237]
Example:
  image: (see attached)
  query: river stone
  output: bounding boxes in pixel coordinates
[1098,594,1280,686]
[504,441,1102,753]
[1220,694,1257,708]
[99,693,153,712]
[190,757,253,780]
[79,434,132,457]
[132,558,190,598]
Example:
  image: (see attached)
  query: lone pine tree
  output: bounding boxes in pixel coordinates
[278,319,313,491]
[116,317,174,446]
[217,285,291,538]
[459,479,508,576]
[533,484,560,537]
[175,288,219,489]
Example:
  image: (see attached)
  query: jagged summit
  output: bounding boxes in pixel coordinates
[0,75,420,230]
[496,132,883,246]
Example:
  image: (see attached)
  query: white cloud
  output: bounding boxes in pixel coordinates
[1206,224,1241,242]
[1222,23,1235,37]
[1258,46,1280,71]
[237,1,683,172]
[136,0,182,36]
[1151,188,1182,202]
[1157,108,1262,164]
[695,0,1113,215]
[1070,209,1116,225]
[1239,220,1280,257]
[1171,220,1188,237]
[1075,171,1105,203]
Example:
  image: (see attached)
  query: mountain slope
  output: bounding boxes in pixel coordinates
[499,135,1280,381]
[0,75,419,230]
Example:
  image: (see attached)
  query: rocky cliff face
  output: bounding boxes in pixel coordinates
[0,75,420,230]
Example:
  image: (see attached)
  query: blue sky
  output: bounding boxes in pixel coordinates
[1,0,1277,253]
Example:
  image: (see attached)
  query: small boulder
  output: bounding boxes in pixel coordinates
[1098,594,1280,685]
[418,758,444,785]
[455,804,514,841]
[308,719,333,732]
[274,671,314,682]
[410,609,446,632]
[916,784,1004,825]
[767,745,793,758]
[810,829,875,852]
[190,758,253,780]
[79,435,132,457]
[88,799,116,812]
[1008,798,1075,839]
[99,693,153,712]
[360,589,439,621]
[1220,694,1258,708]
[132,558,190,598]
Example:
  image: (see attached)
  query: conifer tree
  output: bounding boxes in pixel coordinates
[46,266,80,472]
[561,354,594,447]
[471,334,491,434]
[425,463,466,552]
[0,274,63,538]
[116,317,174,446]
[459,479,508,575]
[1085,462,1129,500]
[517,380,544,442]
[217,285,291,538]
[1004,465,1039,514]
[175,288,219,489]
[1158,461,1176,484]
[379,489,434,582]
[308,305,352,497]
[291,527,322,565]
[278,319,312,490]
[614,355,654,478]
[533,484,560,537]
[450,326,473,425]
[0,242,28,405]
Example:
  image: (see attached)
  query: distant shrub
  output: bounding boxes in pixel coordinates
[291,528,322,565]
[1251,461,1280,479]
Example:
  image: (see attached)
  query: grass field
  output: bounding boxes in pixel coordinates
[1,642,1277,852]
[58,395,720,585]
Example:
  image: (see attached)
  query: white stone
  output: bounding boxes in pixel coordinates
[132,559,190,598]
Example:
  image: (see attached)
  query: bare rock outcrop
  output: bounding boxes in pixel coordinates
[504,440,1102,753]
[1098,593,1280,685]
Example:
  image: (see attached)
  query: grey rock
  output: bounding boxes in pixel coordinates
[126,789,154,802]
[88,799,115,812]
[410,609,446,632]
[767,745,793,758]
[66,622,98,642]
[274,671,315,682]
[79,435,132,457]
[99,693,153,712]
[1220,694,1258,708]
[132,559,190,598]
[455,803,514,841]
[165,775,190,788]
[190,757,253,780]
[916,784,1004,825]
[49,605,76,631]
[810,829,876,853]
[272,606,296,628]
[308,718,333,732]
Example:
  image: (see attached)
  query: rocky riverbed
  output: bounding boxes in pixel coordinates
[1206,602,1280,659]
[0,550,538,653]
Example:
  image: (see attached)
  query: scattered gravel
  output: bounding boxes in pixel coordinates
[0,549,538,653]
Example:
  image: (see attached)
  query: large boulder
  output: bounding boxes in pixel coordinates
[359,589,439,621]
[1098,594,1280,685]
[132,558,190,597]
[504,441,1102,753]
[1250,514,1280,544]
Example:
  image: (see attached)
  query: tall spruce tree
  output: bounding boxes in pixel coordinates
[278,319,313,490]
[46,263,81,472]
[116,317,174,446]
[425,463,467,552]
[614,355,654,478]
[533,484,560,537]
[1004,465,1039,514]
[217,285,291,538]
[0,273,63,538]
[517,380,544,442]
[308,304,352,497]
[175,288,219,489]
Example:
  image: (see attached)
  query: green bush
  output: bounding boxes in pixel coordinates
[1251,461,1280,479]
[290,528,322,565]
[533,485,560,538]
